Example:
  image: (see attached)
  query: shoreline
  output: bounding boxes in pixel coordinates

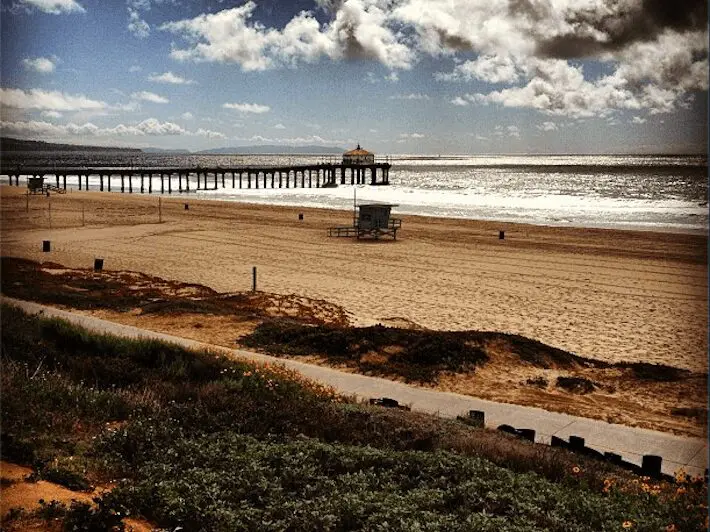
[2,176,707,235]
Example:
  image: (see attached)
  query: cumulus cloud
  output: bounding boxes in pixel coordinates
[238,133,346,146]
[389,93,430,100]
[537,121,558,131]
[160,0,413,70]
[148,71,194,84]
[631,116,647,124]
[399,132,425,138]
[274,123,286,129]
[223,102,270,113]
[22,57,56,73]
[194,127,226,139]
[1,88,107,111]
[181,112,194,120]
[41,110,63,118]
[128,8,150,38]
[437,55,520,83]
[128,65,142,72]
[156,0,707,118]
[18,0,84,14]
[0,118,187,138]
[131,91,169,103]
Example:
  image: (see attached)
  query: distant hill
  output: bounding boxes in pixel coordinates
[196,145,345,155]
[0,137,142,153]
[141,147,191,154]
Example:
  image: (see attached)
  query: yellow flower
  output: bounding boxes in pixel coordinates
[572,466,581,474]
[622,521,634,529]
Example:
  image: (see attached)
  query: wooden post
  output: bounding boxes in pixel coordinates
[232,172,236,188]
[149,173,153,194]
[140,174,144,194]
[121,174,125,193]
[168,173,172,194]
[252,266,257,292]
[129,174,133,193]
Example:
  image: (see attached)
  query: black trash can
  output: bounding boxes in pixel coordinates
[499,230,505,240]
[94,258,104,271]
[42,240,51,252]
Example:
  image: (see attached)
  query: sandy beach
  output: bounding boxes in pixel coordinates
[3,186,706,368]
[1,186,707,436]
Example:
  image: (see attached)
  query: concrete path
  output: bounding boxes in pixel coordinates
[3,297,707,477]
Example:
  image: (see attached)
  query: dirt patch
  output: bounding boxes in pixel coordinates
[0,462,153,531]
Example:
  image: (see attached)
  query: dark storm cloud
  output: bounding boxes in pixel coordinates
[535,0,708,58]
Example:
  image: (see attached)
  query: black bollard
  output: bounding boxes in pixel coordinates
[94,258,104,271]
[604,452,623,465]
[298,213,304,221]
[569,436,585,451]
[468,410,485,428]
[551,436,568,448]
[518,428,535,442]
[42,240,51,252]
[499,230,505,240]
[641,455,663,478]
[185,203,189,210]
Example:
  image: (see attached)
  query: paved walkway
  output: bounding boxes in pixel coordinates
[3,297,707,477]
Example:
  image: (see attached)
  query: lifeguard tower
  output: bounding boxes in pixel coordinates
[328,203,401,240]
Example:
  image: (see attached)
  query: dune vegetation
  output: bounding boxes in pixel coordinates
[1,303,707,531]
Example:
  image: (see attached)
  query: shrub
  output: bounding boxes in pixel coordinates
[555,376,596,394]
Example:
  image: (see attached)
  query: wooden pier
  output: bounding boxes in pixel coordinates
[1,162,391,193]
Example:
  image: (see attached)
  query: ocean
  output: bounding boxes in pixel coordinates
[3,152,707,233]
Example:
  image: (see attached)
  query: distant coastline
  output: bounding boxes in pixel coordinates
[0,137,345,155]
[0,137,142,153]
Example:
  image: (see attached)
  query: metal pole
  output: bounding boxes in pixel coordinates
[252,266,257,292]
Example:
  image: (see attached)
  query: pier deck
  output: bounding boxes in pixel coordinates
[1,162,391,193]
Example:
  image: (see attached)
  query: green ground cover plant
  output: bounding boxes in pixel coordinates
[1,304,706,531]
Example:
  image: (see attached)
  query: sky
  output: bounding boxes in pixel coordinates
[0,0,707,154]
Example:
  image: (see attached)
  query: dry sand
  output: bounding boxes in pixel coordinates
[2,186,706,373]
